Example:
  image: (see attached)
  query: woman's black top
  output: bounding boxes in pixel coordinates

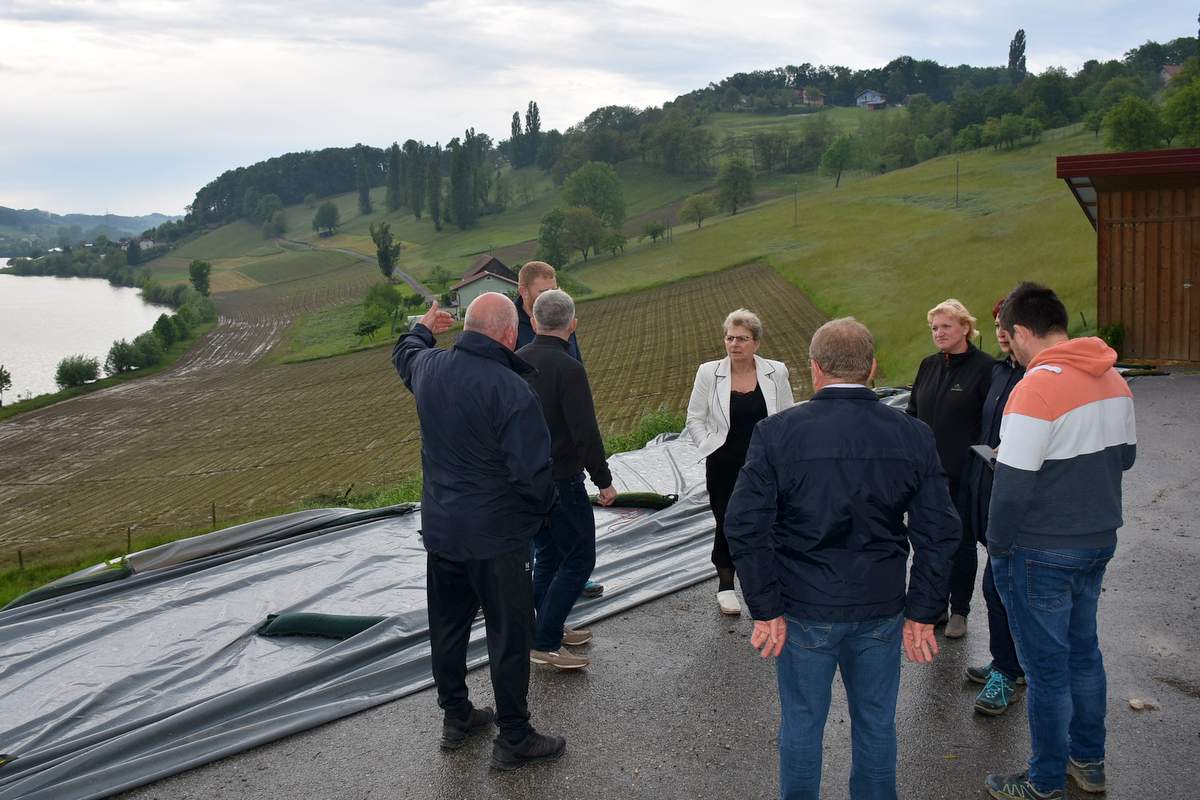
[710,384,767,467]
[905,343,994,485]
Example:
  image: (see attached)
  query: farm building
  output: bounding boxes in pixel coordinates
[1057,148,1200,365]
[796,87,824,107]
[450,255,518,309]
[855,89,887,110]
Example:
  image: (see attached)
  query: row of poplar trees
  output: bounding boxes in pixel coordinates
[359,128,500,233]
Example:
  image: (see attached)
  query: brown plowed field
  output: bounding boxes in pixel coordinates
[0,263,822,564]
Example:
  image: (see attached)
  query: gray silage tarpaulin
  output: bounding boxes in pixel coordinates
[0,435,714,800]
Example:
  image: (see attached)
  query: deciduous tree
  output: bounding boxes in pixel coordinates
[55,355,99,389]
[717,157,755,214]
[535,208,568,268]
[561,207,606,262]
[369,222,402,283]
[1104,95,1165,151]
[679,193,716,228]
[427,143,443,231]
[188,259,211,296]
[312,202,340,236]
[562,161,625,227]
[1008,29,1027,82]
[820,135,854,187]
[0,364,11,406]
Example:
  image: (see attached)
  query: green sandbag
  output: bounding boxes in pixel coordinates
[0,754,13,769]
[588,492,679,510]
[2,562,133,612]
[256,612,387,640]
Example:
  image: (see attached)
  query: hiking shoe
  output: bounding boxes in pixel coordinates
[717,590,741,615]
[530,649,589,670]
[581,580,603,598]
[945,613,968,638]
[440,705,494,750]
[490,730,566,770]
[975,669,1020,716]
[561,627,592,647]
[967,662,1026,686]
[985,772,1064,799]
[1067,757,1106,793]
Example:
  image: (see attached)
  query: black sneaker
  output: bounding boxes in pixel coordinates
[1067,757,1106,793]
[440,706,495,751]
[490,730,566,770]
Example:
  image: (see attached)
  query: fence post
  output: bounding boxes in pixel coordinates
[211,502,216,530]
[17,549,23,571]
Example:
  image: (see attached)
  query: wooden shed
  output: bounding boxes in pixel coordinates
[1057,148,1200,365]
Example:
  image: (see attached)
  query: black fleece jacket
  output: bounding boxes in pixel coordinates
[517,335,612,488]
[906,343,994,485]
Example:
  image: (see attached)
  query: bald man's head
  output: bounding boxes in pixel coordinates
[464,292,519,350]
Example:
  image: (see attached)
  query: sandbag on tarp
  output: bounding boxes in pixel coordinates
[590,491,679,509]
[0,435,714,800]
[256,612,388,640]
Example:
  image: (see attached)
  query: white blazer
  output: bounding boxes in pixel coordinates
[685,355,795,458]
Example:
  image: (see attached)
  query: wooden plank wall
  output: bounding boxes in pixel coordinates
[1097,184,1199,362]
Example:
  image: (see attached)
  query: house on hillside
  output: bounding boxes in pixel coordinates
[1161,64,1183,84]
[1057,147,1200,365]
[450,255,519,311]
[856,90,887,110]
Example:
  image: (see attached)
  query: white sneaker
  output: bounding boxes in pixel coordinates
[716,590,741,616]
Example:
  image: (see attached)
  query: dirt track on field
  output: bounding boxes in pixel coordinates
[0,263,822,565]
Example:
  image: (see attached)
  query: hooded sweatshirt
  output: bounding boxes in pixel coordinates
[987,337,1136,556]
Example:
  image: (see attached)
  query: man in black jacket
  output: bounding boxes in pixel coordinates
[725,317,959,800]
[517,289,616,671]
[392,294,565,770]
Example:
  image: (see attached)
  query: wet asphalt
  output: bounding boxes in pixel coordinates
[121,373,1200,800]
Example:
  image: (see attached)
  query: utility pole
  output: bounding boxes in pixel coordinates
[955,160,960,208]
[793,181,799,226]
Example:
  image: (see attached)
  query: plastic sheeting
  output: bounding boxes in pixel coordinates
[0,435,716,800]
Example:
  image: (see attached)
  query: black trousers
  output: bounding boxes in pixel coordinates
[981,555,1024,679]
[426,547,533,742]
[948,479,978,617]
[705,456,741,570]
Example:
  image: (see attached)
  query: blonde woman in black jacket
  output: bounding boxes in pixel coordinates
[906,298,994,639]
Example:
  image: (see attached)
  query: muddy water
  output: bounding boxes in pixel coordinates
[0,271,171,401]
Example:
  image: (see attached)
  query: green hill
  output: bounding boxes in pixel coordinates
[146,112,1103,382]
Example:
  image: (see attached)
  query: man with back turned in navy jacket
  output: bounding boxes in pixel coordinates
[392,293,565,771]
[725,317,960,800]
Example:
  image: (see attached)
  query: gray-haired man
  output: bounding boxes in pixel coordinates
[516,289,616,671]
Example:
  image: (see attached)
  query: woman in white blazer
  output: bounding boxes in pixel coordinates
[685,308,795,616]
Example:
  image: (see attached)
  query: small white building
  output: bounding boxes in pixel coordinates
[856,89,888,110]
[451,271,518,310]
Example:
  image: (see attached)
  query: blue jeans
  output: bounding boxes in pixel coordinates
[777,613,903,800]
[991,545,1115,793]
[531,475,596,651]
[982,556,1024,680]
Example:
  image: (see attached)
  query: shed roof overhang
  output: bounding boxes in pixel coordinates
[1056,148,1200,230]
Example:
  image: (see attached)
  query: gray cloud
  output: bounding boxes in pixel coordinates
[0,0,1193,213]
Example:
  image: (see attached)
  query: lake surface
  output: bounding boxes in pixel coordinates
[0,267,172,402]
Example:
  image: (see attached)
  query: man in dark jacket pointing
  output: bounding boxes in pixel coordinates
[392,293,565,771]
[725,317,959,800]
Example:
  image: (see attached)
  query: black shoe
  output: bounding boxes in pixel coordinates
[440,706,495,750]
[490,730,566,770]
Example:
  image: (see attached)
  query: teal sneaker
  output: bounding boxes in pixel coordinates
[967,662,1026,685]
[985,772,1064,799]
[975,669,1020,716]
[1067,757,1106,793]
[581,580,603,598]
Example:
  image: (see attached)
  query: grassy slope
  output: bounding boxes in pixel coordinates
[569,127,1100,380]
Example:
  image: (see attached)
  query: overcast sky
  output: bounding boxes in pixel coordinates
[0,1,1193,216]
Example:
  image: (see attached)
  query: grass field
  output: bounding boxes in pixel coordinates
[568,127,1101,379]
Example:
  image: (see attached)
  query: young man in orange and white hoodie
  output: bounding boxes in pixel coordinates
[983,282,1136,800]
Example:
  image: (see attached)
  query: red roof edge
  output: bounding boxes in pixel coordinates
[1056,148,1200,178]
